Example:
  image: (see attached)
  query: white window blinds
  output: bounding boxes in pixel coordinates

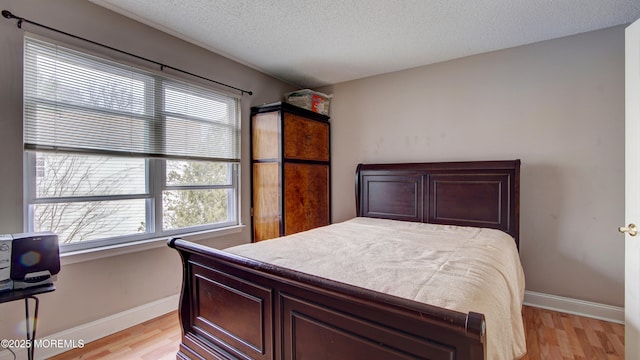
[23,36,241,162]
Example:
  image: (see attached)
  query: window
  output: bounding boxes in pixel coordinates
[23,36,241,253]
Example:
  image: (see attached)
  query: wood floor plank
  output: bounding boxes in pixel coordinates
[608,332,625,356]
[49,306,623,359]
[574,327,596,359]
[561,316,586,357]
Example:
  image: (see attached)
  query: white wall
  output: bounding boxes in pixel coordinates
[320,25,626,307]
[0,0,292,341]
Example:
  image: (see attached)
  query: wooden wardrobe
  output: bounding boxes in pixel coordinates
[251,102,331,242]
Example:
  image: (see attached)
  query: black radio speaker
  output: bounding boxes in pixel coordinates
[10,232,60,289]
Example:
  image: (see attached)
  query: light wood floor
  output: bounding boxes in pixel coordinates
[520,306,624,359]
[49,311,181,360]
[50,306,624,360]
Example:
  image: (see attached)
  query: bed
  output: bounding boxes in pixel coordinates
[168,159,524,360]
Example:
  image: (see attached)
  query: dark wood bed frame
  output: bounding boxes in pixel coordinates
[168,159,521,360]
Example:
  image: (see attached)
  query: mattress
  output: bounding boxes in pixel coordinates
[225,217,526,359]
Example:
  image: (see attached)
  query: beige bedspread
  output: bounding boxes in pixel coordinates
[225,217,526,359]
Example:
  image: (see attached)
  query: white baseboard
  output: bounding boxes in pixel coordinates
[524,290,624,324]
[0,293,180,360]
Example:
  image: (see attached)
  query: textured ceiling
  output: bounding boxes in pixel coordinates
[91,0,640,88]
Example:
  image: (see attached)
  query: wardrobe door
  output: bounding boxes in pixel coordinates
[253,162,281,241]
[283,163,330,235]
[283,113,329,162]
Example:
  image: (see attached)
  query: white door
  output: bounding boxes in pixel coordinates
[623,17,640,360]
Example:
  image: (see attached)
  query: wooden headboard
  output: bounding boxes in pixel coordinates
[356,160,521,248]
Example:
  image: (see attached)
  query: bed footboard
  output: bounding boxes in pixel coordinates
[168,238,486,360]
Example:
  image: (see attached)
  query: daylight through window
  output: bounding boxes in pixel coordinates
[23,36,241,252]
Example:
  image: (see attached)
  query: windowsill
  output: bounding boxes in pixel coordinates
[60,224,246,266]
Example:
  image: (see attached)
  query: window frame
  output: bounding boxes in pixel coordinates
[22,35,242,254]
